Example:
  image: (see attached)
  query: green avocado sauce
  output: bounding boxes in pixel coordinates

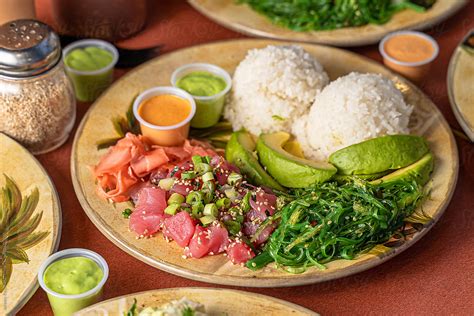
[177,71,226,97]
[44,257,103,295]
[65,46,114,71]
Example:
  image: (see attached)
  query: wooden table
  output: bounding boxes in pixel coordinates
[20,0,474,314]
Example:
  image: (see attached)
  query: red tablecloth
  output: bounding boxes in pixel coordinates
[20,1,474,315]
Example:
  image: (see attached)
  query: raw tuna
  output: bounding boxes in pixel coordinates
[226,240,255,264]
[208,225,230,254]
[185,225,211,259]
[163,211,196,247]
[129,210,168,237]
[134,187,167,213]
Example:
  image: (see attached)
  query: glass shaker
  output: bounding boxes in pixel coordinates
[0,19,76,154]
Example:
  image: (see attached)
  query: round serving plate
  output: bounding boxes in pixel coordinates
[447,29,474,141]
[0,133,62,315]
[75,287,317,315]
[72,39,458,287]
[188,0,466,47]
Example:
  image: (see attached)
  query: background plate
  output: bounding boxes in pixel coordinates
[72,39,458,287]
[0,133,61,315]
[75,287,317,315]
[188,0,466,47]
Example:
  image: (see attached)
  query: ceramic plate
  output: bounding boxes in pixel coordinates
[0,133,61,315]
[447,29,474,141]
[188,0,466,47]
[72,39,458,287]
[75,287,316,315]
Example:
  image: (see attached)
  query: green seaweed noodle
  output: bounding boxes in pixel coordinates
[247,179,429,273]
[238,0,433,32]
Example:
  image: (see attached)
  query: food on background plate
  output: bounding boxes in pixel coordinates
[63,39,118,102]
[38,248,109,316]
[172,63,232,128]
[0,175,49,293]
[379,31,439,82]
[127,297,207,316]
[292,72,413,161]
[224,45,329,135]
[132,87,196,146]
[237,0,437,32]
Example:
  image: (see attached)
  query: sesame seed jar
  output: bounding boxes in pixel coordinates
[0,20,76,154]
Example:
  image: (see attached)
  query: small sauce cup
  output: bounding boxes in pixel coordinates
[379,31,439,83]
[171,63,232,128]
[63,39,118,102]
[133,86,196,146]
[38,248,109,316]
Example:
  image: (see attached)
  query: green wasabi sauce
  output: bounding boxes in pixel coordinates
[177,71,226,97]
[44,257,103,295]
[65,46,114,71]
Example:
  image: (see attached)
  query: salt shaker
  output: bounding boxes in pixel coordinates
[0,19,76,154]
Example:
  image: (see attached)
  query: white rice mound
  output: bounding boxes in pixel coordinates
[292,72,413,161]
[224,45,329,135]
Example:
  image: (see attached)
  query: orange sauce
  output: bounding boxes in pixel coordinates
[138,95,191,126]
[384,34,435,63]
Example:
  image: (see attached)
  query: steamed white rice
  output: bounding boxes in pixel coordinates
[292,72,413,161]
[224,45,329,135]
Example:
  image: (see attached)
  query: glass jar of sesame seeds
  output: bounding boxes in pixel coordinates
[0,19,75,154]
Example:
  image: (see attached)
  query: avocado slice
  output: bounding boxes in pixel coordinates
[370,153,434,186]
[329,135,430,175]
[225,131,284,191]
[256,132,337,188]
[333,171,390,183]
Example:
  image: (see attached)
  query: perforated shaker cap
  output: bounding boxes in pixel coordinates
[0,19,61,78]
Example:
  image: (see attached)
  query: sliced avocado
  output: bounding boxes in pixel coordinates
[225,131,284,191]
[329,135,430,175]
[371,153,434,186]
[333,171,390,183]
[283,140,305,158]
[256,132,337,188]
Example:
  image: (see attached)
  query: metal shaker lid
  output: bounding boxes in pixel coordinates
[0,19,61,78]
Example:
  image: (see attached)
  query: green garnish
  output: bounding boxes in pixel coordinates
[168,193,185,205]
[182,306,195,316]
[203,203,218,217]
[181,171,197,180]
[122,208,132,219]
[125,298,137,316]
[164,204,180,215]
[200,215,216,226]
[227,172,243,185]
[271,115,285,121]
[247,179,425,272]
[202,171,214,182]
[237,0,429,32]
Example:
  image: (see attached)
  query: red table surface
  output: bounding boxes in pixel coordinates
[19,1,473,315]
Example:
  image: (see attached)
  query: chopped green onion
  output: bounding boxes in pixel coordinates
[203,203,218,217]
[122,208,132,219]
[158,178,175,190]
[216,197,231,209]
[202,171,214,182]
[181,171,197,180]
[224,220,241,235]
[241,191,252,212]
[168,193,184,205]
[164,203,180,215]
[195,162,212,174]
[227,172,243,185]
[224,187,238,200]
[192,202,204,218]
[202,156,211,164]
[186,191,203,205]
[235,214,244,223]
[202,180,215,193]
[200,215,216,226]
[192,155,202,165]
